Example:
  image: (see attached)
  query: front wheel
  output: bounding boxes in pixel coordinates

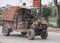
[41,31,48,39]
[27,29,35,40]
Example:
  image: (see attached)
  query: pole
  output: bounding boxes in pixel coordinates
[38,0,41,19]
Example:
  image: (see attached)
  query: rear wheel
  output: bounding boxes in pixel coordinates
[27,29,35,40]
[2,21,11,36]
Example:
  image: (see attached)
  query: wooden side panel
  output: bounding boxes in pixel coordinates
[17,22,26,29]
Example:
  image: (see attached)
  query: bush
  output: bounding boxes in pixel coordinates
[47,23,54,27]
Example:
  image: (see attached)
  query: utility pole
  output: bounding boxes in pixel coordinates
[38,0,41,19]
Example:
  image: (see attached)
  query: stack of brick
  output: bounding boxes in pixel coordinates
[2,6,21,21]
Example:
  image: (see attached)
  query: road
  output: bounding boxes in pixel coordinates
[0,26,60,43]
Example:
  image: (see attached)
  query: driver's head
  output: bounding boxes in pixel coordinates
[27,9,31,14]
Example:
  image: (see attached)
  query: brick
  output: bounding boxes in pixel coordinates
[2,6,21,21]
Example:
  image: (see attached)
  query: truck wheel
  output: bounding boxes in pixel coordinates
[41,31,48,39]
[2,23,11,36]
[27,29,35,40]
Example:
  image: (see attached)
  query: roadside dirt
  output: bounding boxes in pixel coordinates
[48,27,60,33]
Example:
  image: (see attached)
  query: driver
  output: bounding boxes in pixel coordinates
[25,9,35,29]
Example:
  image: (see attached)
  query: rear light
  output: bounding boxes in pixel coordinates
[37,21,42,25]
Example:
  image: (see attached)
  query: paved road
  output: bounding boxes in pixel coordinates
[0,26,60,43]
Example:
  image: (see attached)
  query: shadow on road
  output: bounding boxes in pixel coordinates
[8,34,48,40]
[9,34,27,38]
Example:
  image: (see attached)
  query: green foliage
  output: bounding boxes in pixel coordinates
[32,8,37,17]
[52,7,57,17]
[42,5,52,17]
[47,23,54,27]
[41,5,52,22]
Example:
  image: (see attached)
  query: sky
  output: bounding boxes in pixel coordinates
[0,0,59,7]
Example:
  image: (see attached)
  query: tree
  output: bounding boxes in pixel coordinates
[32,8,37,17]
[42,5,52,22]
[51,6,57,17]
[54,0,60,28]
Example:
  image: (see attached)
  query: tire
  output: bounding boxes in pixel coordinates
[21,32,26,35]
[27,29,35,40]
[41,31,48,39]
[2,22,11,36]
